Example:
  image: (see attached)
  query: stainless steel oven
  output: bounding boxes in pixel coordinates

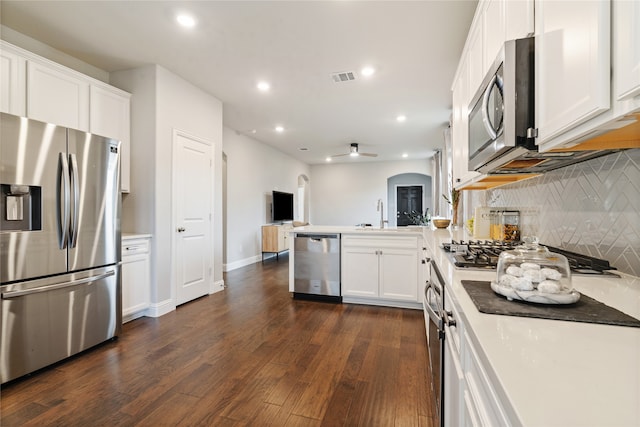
[423,259,445,426]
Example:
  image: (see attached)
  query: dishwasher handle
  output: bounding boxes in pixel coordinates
[295,233,340,239]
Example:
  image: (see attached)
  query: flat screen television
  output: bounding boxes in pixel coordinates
[272,191,294,222]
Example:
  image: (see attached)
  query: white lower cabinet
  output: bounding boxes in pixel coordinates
[341,235,420,306]
[444,286,513,427]
[121,235,151,322]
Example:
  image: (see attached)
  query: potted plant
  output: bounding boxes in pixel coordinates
[403,208,431,226]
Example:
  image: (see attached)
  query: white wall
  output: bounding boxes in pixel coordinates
[310,159,432,226]
[223,127,310,270]
[111,64,224,315]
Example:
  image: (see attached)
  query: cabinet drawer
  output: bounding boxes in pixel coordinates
[342,235,418,249]
[122,238,149,256]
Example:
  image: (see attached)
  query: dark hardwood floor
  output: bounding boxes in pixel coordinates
[1,254,436,426]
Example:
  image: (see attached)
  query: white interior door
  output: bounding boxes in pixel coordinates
[173,130,213,306]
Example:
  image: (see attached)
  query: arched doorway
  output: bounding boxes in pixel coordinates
[387,173,432,227]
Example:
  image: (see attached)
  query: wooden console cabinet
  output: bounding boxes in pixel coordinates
[261,224,292,261]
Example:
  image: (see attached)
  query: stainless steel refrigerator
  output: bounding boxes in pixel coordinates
[0,112,122,384]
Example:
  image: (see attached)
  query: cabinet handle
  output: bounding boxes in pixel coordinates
[177,227,186,232]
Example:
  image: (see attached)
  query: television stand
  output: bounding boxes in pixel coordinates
[261,224,292,262]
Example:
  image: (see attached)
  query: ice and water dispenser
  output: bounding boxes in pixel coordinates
[1,184,42,231]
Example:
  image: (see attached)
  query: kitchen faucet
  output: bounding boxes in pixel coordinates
[377,199,387,228]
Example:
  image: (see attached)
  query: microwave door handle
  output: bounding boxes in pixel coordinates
[481,74,504,139]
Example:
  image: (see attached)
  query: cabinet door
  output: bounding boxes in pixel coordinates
[451,55,480,188]
[341,247,379,298]
[467,20,484,99]
[535,0,610,145]
[90,85,131,192]
[505,0,534,40]
[482,0,505,72]
[379,248,418,301]
[444,324,465,427]
[121,240,151,321]
[0,48,26,116]
[614,0,640,100]
[27,60,89,130]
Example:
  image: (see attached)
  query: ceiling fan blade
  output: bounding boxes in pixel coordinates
[360,153,378,157]
[330,153,350,157]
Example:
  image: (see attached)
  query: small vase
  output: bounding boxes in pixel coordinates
[452,203,459,227]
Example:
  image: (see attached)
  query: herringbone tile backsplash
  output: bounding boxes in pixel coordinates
[474,149,640,277]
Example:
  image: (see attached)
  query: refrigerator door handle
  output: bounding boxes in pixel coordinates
[1,270,115,299]
[69,153,80,248]
[57,152,71,249]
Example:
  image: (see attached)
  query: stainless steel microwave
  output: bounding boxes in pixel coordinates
[468,37,536,173]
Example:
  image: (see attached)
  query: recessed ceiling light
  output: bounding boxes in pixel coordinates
[257,81,270,92]
[326,157,332,162]
[361,66,375,77]
[397,115,407,122]
[275,126,284,133]
[251,129,257,134]
[176,14,196,28]
[402,153,409,158]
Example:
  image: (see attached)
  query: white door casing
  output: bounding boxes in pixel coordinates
[172,129,213,306]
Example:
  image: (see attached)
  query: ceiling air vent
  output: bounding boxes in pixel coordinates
[331,71,356,83]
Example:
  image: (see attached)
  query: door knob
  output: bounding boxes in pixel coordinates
[177,227,186,232]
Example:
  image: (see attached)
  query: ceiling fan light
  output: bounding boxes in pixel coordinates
[350,152,359,157]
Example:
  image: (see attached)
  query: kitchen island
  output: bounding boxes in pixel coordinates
[424,227,640,427]
[288,225,428,309]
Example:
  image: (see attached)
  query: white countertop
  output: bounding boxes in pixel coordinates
[423,227,640,427]
[122,233,152,240]
[290,225,426,236]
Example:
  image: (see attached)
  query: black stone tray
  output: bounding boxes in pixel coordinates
[461,280,640,328]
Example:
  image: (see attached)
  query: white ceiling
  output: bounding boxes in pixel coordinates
[0,1,476,164]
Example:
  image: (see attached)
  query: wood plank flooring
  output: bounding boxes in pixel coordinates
[1,254,436,426]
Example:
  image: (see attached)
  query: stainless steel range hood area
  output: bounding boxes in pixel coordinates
[460,113,640,190]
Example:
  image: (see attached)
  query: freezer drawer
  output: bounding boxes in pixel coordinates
[294,233,341,297]
[0,265,121,383]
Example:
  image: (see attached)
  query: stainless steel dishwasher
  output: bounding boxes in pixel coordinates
[294,233,341,301]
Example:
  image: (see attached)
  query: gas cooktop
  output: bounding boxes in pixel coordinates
[441,240,619,276]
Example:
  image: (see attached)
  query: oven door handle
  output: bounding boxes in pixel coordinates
[424,283,443,329]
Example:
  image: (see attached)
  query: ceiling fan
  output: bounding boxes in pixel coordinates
[331,143,378,158]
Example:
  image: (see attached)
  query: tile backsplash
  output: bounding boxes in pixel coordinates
[471,149,640,277]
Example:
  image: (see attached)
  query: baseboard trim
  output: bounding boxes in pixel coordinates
[145,298,175,317]
[210,279,225,294]
[224,255,261,272]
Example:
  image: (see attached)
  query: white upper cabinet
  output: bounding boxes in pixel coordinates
[90,85,131,192]
[451,55,480,188]
[534,0,611,146]
[613,0,640,101]
[467,19,484,101]
[0,47,26,116]
[482,0,505,71]
[0,40,131,192]
[505,0,534,41]
[27,59,90,131]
